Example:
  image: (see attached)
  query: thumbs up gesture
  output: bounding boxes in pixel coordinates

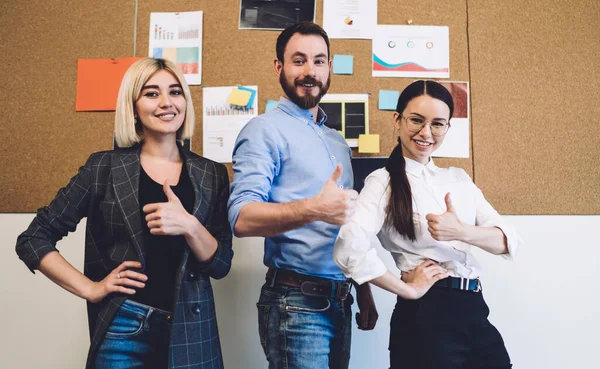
[313,164,358,225]
[425,193,464,241]
[142,180,195,236]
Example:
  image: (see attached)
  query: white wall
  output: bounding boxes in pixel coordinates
[2,214,599,369]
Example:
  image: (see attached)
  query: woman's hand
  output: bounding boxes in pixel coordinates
[426,193,465,241]
[142,181,198,236]
[402,260,448,299]
[85,261,147,303]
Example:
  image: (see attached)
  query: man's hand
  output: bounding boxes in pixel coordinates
[313,164,358,225]
[354,282,378,330]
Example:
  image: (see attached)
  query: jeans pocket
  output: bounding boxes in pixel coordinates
[105,305,146,338]
[256,303,270,355]
[285,293,331,313]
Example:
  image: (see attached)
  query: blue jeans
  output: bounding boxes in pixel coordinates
[257,282,353,369]
[95,299,172,369]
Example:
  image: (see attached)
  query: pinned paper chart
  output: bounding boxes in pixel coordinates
[433,81,470,158]
[202,86,258,163]
[373,25,449,78]
[149,11,203,85]
[323,0,377,39]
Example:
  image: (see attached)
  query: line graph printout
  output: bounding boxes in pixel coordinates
[372,25,449,78]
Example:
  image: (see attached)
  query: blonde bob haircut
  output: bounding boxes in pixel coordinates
[114,58,195,148]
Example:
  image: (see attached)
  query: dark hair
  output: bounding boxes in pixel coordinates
[385,80,454,241]
[276,22,330,62]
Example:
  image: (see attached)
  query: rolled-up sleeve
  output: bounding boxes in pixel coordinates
[227,118,281,235]
[463,170,522,260]
[334,170,389,284]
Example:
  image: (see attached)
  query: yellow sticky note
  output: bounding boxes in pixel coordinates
[227,89,252,106]
[358,134,380,153]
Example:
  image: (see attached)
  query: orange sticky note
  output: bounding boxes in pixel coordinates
[76,57,142,111]
[227,89,252,106]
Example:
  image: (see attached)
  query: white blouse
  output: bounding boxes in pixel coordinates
[334,158,521,284]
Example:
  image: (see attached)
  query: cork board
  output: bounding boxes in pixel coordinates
[468,0,600,214]
[1,0,135,213]
[4,0,596,214]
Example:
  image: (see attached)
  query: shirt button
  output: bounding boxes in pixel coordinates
[188,271,196,280]
[192,303,201,315]
[318,131,322,135]
[339,185,344,189]
[303,119,308,123]
[331,156,335,160]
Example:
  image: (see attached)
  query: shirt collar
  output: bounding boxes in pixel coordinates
[277,96,328,126]
[404,156,439,176]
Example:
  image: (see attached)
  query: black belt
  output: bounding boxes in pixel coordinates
[434,276,481,292]
[266,268,351,301]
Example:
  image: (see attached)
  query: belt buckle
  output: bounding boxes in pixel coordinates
[300,281,328,297]
[335,282,350,301]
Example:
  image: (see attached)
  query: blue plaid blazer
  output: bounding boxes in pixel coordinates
[16,145,233,369]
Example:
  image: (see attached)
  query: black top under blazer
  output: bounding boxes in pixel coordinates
[16,144,233,369]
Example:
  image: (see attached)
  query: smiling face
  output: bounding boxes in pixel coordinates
[394,95,451,165]
[135,69,186,140]
[275,33,331,110]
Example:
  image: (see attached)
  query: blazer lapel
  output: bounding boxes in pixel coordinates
[181,150,209,225]
[111,145,146,267]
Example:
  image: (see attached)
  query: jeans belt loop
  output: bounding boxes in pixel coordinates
[335,281,350,301]
[268,268,278,288]
[329,280,335,301]
[143,306,153,331]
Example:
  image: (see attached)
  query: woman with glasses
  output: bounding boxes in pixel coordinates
[333,80,520,369]
[16,58,232,369]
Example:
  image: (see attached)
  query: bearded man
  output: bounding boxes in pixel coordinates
[228,22,379,369]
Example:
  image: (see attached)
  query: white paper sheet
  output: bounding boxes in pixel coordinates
[202,86,258,163]
[149,11,203,85]
[323,0,377,39]
[373,25,449,78]
[432,117,469,158]
[433,81,470,158]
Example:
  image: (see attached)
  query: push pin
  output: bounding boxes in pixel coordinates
[407,19,413,25]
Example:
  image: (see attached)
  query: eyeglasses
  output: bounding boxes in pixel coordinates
[401,115,450,136]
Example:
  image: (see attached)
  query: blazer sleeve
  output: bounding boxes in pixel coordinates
[196,162,234,280]
[16,154,95,273]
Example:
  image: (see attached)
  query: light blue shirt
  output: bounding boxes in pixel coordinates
[228,97,353,280]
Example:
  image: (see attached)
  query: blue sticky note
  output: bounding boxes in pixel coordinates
[333,55,354,75]
[237,86,256,108]
[265,99,278,113]
[378,90,400,110]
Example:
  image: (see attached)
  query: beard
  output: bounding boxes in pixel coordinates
[279,69,330,110]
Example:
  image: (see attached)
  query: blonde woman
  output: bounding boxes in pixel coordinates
[16,58,232,369]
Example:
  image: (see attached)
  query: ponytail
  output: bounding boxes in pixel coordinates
[385,137,416,241]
